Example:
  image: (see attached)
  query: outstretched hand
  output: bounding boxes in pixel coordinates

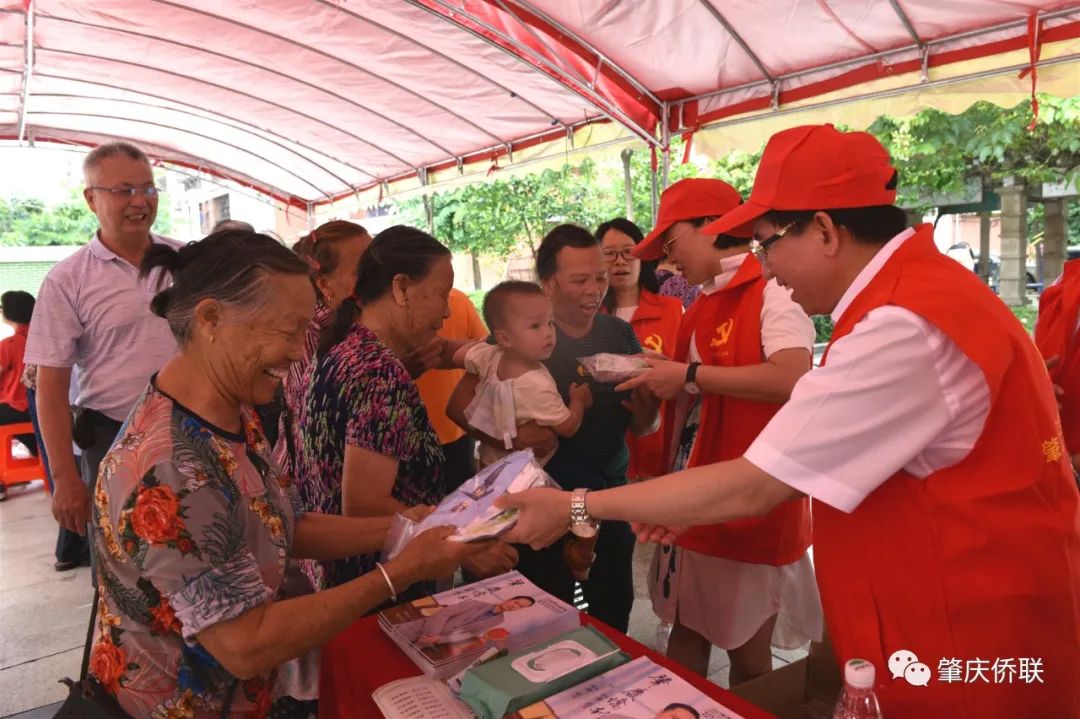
[616,358,689,400]
[403,338,446,379]
[495,488,572,550]
[630,521,687,546]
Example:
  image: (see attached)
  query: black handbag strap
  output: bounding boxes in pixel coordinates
[80,587,99,679]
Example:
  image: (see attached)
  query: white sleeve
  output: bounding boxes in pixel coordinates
[24,272,80,368]
[744,307,987,513]
[760,279,816,358]
[464,343,498,376]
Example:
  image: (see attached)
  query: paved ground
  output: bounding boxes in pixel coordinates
[0,482,807,717]
[0,483,92,718]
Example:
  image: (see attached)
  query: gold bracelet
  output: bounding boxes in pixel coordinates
[375,562,398,603]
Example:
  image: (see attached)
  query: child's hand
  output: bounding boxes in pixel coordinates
[569,382,593,409]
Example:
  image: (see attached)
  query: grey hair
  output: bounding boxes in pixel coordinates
[83,142,150,181]
[142,230,309,345]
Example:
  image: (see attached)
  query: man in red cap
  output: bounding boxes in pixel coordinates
[499,124,1080,717]
[623,178,821,684]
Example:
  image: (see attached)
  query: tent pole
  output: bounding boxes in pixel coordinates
[620,148,634,222]
[16,0,34,145]
[661,103,671,190]
[306,201,315,232]
[650,158,659,223]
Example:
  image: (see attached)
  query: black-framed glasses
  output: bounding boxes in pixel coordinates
[602,248,636,263]
[750,222,796,262]
[88,185,161,199]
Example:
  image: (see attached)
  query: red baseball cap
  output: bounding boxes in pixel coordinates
[634,178,747,261]
[703,124,897,238]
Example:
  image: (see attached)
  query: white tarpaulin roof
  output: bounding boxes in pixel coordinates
[1,0,1078,209]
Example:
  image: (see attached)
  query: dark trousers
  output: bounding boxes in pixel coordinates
[0,401,38,457]
[54,412,122,570]
[513,446,635,633]
[515,520,636,633]
[441,434,477,495]
[79,412,123,576]
[25,389,48,481]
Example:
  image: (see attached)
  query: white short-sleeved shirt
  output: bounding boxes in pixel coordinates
[744,228,991,513]
[24,233,182,421]
[464,343,571,466]
[688,253,815,363]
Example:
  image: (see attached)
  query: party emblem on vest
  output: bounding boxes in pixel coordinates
[708,319,735,348]
[1042,436,1064,463]
[643,334,663,353]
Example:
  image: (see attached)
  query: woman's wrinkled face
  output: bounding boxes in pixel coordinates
[205,272,315,407]
[398,255,454,348]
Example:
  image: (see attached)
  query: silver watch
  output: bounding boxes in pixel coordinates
[569,488,599,538]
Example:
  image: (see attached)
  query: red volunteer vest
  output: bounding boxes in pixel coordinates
[1035,259,1080,453]
[817,225,1080,718]
[668,255,812,566]
[623,290,683,479]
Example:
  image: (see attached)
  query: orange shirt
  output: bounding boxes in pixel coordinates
[416,289,487,445]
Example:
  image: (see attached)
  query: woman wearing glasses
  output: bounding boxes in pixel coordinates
[596,218,682,483]
[617,178,821,686]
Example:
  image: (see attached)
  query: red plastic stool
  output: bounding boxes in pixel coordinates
[0,422,48,494]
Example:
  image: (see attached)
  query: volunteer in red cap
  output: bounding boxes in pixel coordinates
[1035,259,1080,474]
[499,124,1080,717]
[615,178,821,683]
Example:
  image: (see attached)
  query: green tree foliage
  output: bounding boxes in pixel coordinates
[395,139,762,273]
[869,95,1080,210]
[0,169,176,246]
[0,194,98,246]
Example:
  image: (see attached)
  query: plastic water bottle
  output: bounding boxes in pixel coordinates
[655,621,673,652]
[833,658,883,719]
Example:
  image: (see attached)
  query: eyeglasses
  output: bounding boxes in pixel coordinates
[88,185,161,199]
[602,248,636,263]
[749,222,796,262]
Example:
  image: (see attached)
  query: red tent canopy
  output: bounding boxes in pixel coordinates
[1,0,1077,208]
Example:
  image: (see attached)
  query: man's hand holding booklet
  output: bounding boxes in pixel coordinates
[384,450,559,560]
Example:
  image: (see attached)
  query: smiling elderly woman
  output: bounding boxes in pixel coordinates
[87,230,485,718]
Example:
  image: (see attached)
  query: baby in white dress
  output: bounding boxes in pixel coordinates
[463,281,592,467]
[462,281,596,580]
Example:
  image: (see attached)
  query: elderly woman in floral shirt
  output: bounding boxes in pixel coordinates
[89,229,486,718]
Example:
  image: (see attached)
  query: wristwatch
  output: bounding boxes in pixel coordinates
[684,362,702,395]
[569,488,599,538]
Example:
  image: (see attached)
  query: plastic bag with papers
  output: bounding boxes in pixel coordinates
[382,450,559,560]
[577,353,650,383]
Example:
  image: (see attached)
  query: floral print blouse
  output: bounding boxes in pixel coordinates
[90,382,316,718]
[274,302,333,479]
[656,269,702,309]
[295,323,445,591]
